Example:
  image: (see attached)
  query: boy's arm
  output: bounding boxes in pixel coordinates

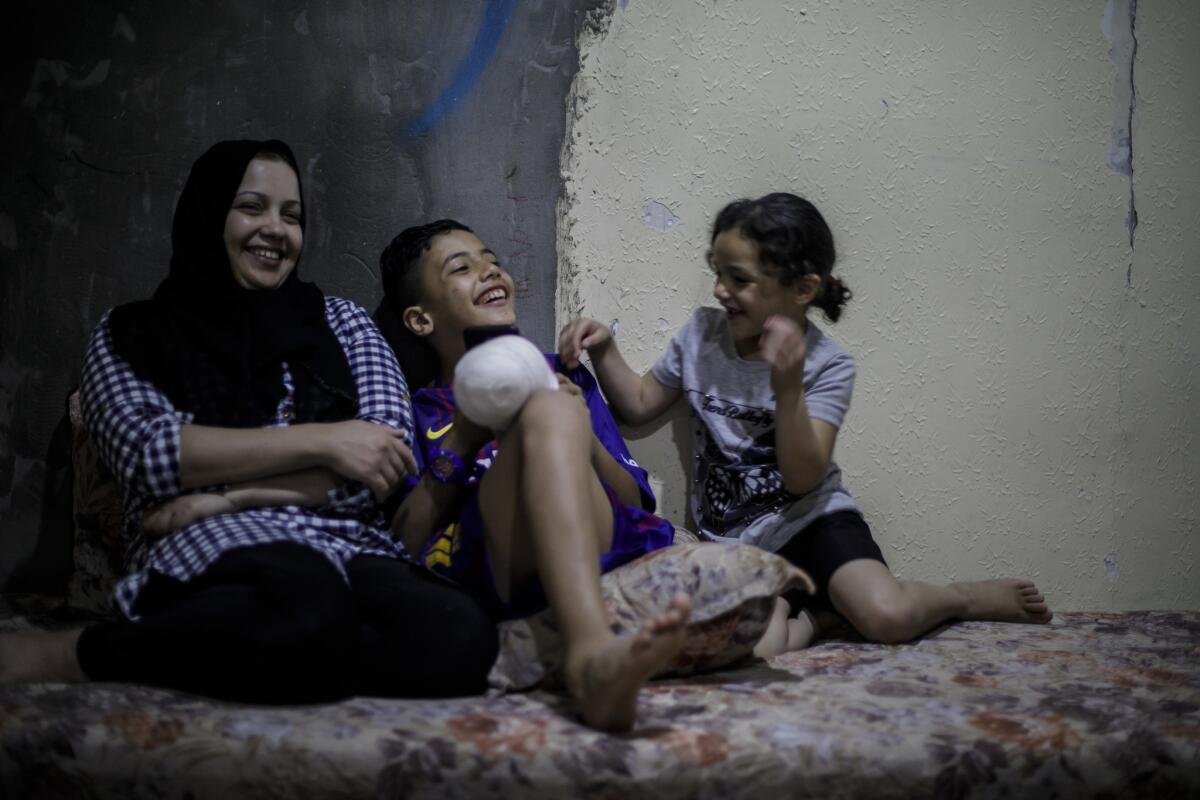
[760,316,839,495]
[558,317,680,425]
[589,439,644,508]
[390,417,488,555]
[555,374,646,509]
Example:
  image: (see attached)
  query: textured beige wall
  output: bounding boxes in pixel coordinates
[558,1,1199,610]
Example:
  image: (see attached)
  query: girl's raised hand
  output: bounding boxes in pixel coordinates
[558,317,612,369]
[759,315,808,394]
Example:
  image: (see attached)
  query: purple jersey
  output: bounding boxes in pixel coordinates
[405,355,674,618]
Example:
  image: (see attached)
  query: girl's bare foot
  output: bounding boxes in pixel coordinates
[756,598,822,658]
[784,610,820,651]
[952,579,1053,624]
[564,594,690,732]
[0,629,87,683]
[753,597,791,658]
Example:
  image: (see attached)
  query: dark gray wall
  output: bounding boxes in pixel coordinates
[0,0,608,592]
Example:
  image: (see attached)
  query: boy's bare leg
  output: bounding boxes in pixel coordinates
[828,559,1052,644]
[479,390,689,731]
[0,628,87,683]
[566,593,690,730]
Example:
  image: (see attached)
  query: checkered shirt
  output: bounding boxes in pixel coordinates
[80,297,414,619]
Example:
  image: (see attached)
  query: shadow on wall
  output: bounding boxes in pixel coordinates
[4,405,74,594]
[0,0,612,594]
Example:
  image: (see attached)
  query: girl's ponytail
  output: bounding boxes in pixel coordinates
[813,275,852,323]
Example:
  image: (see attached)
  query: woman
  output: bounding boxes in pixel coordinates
[0,140,497,702]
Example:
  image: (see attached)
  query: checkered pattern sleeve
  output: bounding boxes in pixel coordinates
[329,298,412,440]
[320,298,415,511]
[79,311,188,500]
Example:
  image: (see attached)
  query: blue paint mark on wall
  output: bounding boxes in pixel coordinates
[402,0,517,139]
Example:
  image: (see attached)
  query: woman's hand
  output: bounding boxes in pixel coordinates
[142,493,237,539]
[558,317,612,369]
[759,315,808,395]
[313,420,418,499]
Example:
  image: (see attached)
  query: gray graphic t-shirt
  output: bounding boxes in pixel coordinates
[651,306,860,552]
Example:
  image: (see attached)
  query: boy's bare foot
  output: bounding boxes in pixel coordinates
[564,594,690,732]
[952,579,1053,624]
[0,629,87,683]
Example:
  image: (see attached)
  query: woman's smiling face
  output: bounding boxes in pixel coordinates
[224,156,303,291]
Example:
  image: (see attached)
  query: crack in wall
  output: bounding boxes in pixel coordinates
[1124,0,1138,286]
[1102,0,1138,285]
[1101,1,1138,584]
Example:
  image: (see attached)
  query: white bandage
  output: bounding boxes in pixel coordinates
[452,335,558,431]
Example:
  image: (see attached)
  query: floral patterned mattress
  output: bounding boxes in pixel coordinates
[2,605,1198,799]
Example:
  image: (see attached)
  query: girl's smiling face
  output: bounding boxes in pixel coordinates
[223,157,303,291]
[710,228,806,356]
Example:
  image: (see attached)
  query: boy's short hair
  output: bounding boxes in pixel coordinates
[379,219,474,315]
[376,219,474,389]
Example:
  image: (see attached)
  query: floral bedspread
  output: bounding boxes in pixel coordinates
[2,606,1198,799]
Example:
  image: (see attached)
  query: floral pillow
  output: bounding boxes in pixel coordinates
[66,391,124,614]
[488,539,814,693]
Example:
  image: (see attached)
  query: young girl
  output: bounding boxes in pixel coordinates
[559,192,1052,655]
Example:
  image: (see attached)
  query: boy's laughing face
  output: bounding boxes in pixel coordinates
[402,229,517,361]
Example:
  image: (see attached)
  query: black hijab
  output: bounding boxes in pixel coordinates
[108,139,356,427]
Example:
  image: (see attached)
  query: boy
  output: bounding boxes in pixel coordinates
[379,220,689,732]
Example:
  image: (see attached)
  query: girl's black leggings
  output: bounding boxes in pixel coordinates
[76,542,498,703]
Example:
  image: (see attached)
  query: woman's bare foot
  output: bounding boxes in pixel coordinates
[0,629,87,683]
[564,594,690,732]
[952,579,1053,624]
